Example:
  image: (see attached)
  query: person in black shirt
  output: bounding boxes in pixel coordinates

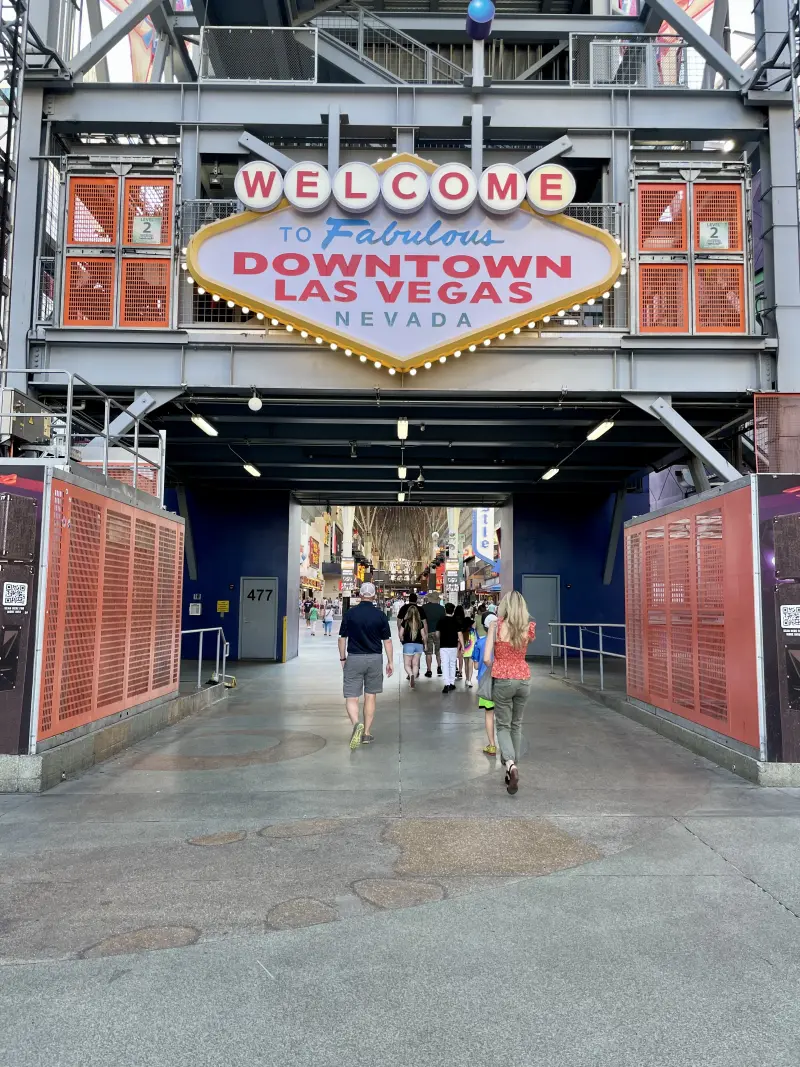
[338,582,393,748]
[398,596,428,688]
[437,603,464,694]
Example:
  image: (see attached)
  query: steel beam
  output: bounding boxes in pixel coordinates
[327,104,340,173]
[515,41,568,81]
[238,131,297,172]
[42,84,768,141]
[150,2,198,82]
[69,0,163,78]
[151,33,170,84]
[470,103,483,175]
[376,14,646,41]
[701,0,729,90]
[623,394,741,481]
[515,135,572,173]
[602,488,626,586]
[85,0,109,83]
[293,0,345,25]
[643,0,748,87]
[8,88,44,374]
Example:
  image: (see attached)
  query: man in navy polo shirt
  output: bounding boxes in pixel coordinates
[338,582,394,748]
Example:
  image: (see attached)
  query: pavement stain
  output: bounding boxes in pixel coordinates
[79,925,201,959]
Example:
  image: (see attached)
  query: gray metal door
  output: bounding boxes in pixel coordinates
[239,576,278,660]
[521,574,560,658]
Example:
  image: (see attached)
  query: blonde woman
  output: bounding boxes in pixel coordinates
[483,590,535,794]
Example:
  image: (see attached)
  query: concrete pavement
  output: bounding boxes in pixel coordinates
[2,623,800,1065]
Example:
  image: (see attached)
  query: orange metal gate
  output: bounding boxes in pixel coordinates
[624,484,759,747]
[37,478,184,742]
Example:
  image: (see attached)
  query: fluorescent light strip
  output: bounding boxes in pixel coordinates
[191,414,218,437]
[542,468,559,481]
[243,463,261,478]
[586,420,615,441]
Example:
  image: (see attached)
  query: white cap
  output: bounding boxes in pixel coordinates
[359,582,377,598]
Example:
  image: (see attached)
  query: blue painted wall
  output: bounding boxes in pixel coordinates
[512,485,649,636]
[166,488,297,661]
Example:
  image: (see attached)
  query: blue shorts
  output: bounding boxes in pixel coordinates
[403,642,424,655]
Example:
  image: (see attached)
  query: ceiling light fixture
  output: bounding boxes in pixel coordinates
[586,419,615,441]
[243,463,261,478]
[723,139,735,153]
[398,465,407,479]
[397,417,409,440]
[397,491,406,502]
[542,468,559,481]
[247,392,263,412]
[190,414,218,437]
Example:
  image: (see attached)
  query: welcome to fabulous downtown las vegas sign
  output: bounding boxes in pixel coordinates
[186,155,623,373]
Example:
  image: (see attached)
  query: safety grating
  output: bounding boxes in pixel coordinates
[63,256,115,327]
[67,176,118,245]
[693,183,743,253]
[37,483,183,742]
[123,178,173,247]
[753,394,800,474]
[638,263,689,333]
[638,182,687,252]
[119,258,171,328]
[694,264,745,333]
[128,517,156,699]
[668,519,695,711]
[153,527,177,688]
[625,531,645,694]
[97,510,132,710]
[59,497,102,725]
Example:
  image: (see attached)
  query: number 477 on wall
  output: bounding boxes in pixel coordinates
[247,589,272,601]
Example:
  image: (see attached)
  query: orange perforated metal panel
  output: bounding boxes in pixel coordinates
[37,480,183,742]
[623,486,759,747]
[128,517,156,699]
[97,510,132,710]
[695,263,745,333]
[638,263,689,333]
[754,394,800,474]
[83,463,160,498]
[638,182,687,251]
[693,182,743,252]
[123,177,173,247]
[67,176,119,245]
[63,256,115,327]
[624,531,645,697]
[119,257,171,328]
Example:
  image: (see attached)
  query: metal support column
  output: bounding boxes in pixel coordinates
[327,105,340,174]
[7,87,43,374]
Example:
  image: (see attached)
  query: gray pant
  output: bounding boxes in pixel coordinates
[492,678,531,764]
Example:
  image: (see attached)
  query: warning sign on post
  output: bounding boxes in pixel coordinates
[698,221,729,249]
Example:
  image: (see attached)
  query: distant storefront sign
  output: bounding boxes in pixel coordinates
[188,155,622,373]
[308,536,320,568]
[473,507,495,564]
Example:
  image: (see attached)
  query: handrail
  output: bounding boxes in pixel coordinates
[0,368,166,500]
[548,621,626,691]
[181,626,230,691]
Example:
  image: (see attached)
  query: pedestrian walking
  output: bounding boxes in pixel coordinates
[338,582,394,748]
[474,610,497,754]
[437,602,463,693]
[304,598,313,629]
[422,591,445,678]
[308,602,319,635]
[483,591,535,794]
[398,598,427,688]
[462,616,477,688]
[323,601,335,636]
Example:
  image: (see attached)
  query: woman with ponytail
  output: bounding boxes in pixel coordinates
[483,590,535,795]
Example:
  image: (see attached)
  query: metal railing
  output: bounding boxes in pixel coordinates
[0,368,166,501]
[570,34,706,89]
[181,627,230,691]
[549,622,626,691]
[315,7,468,84]
[199,26,318,83]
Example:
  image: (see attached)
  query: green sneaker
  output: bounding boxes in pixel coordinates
[349,723,364,750]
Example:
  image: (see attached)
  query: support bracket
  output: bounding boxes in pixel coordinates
[237,132,297,174]
[69,0,163,78]
[515,135,573,174]
[623,393,741,482]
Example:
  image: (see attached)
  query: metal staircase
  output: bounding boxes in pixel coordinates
[314,5,468,84]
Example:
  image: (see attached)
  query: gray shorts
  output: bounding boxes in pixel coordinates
[343,654,384,698]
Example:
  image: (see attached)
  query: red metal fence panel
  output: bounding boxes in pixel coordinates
[624,485,759,747]
[37,479,183,743]
[754,394,800,474]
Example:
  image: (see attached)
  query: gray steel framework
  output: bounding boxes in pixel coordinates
[4,0,799,498]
